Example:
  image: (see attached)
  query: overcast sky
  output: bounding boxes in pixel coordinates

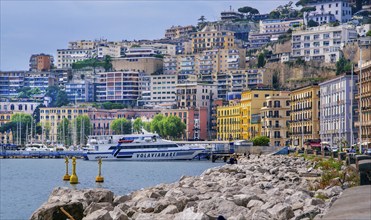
[0,0,291,71]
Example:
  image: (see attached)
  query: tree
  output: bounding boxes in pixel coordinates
[257,53,266,68]
[101,102,127,110]
[72,115,92,146]
[336,57,352,75]
[252,136,270,146]
[272,72,280,89]
[238,6,260,16]
[307,20,319,27]
[162,116,186,139]
[103,55,112,71]
[32,104,45,123]
[150,114,165,136]
[45,86,69,107]
[300,6,316,13]
[143,122,151,132]
[269,11,280,19]
[57,118,71,146]
[110,118,132,135]
[198,15,206,23]
[366,30,371,37]
[133,118,144,133]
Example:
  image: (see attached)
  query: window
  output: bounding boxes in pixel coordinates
[254,94,259,98]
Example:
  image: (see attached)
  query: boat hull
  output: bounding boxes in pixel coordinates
[85,148,204,161]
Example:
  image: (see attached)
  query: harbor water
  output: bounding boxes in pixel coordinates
[0,159,222,220]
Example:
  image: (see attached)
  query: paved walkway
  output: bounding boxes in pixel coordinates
[323,185,371,220]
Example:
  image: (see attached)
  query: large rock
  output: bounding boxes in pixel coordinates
[113,195,131,205]
[267,203,295,220]
[109,207,129,220]
[30,202,84,220]
[198,197,249,219]
[174,207,209,220]
[84,202,113,216]
[83,209,112,220]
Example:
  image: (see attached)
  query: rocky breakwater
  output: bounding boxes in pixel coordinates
[31,155,346,220]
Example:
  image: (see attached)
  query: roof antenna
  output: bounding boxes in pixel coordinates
[230,5,232,11]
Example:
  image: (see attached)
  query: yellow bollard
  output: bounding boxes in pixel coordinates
[63,157,71,181]
[95,158,104,183]
[70,157,78,184]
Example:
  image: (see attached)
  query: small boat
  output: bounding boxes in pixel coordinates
[24,144,49,151]
[84,134,205,161]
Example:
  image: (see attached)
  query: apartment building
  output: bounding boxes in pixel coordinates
[241,90,281,140]
[290,85,320,148]
[304,0,352,25]
[355,61,371,148]
[292,25,357,63]
[176,83,217,109]
[95,71,139,106]
[65,80,95,103]
[319,74,358,148]
[165,25,195,39]
[56,49,93,69]
[260,91,291,146]
[95,44,121,58]
[29,54,53,72]
[216,69,248,99]
[68,40,100,49]
[23,72,56,93]
[150,74,177,107]
[191,27,235,53]
[40,107,89,143]
[220,10,244,21]
[248,33,272,49]
[0,131,13,144]
[217,101,241,141]
[246,69,273,89]
[260,19,303,34]
[161,107,208,140]
[0,71,25,98]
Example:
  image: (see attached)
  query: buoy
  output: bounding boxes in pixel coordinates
[63,157,71,181]
[95,158,104,182]
[70,157,78,184]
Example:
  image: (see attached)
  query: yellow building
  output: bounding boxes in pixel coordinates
[355,61,371,147]
[40,107,89,144]
[0,111,13,127]
[217,101,241,141]
[191,27,235,54]
[0,131,13,144]
[241,90,281,140]
[260,91,291,146]
[290,85,320,148]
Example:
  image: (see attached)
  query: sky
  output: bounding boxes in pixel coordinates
[0,0,292,71]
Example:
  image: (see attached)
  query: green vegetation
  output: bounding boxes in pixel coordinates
[149,114,186,140]
[153,54,164,59]
[238,6,259,15]
[45,86,69,107]
[132,118,144,133]
[0,113,36,145]
[257,53,266,68]
[336,57,352,75]
[366,30,371,37]
[17,87,42,98]
[110,118,132,135]
[72,56,112,71]
[93,102,128,110]
[252,136,270,146]
[308,20,319,27]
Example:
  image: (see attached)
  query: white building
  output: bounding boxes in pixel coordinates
[291,24,357,63]
[319,74,358,149]
[56,49,93,69]
[260,19,303,34]
[304,0,352,25]
[95,44,121,58]
[149,75,177,108]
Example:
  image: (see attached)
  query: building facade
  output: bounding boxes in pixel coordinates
[292,25,357,63]
[217,101,241,141]
[259,19,303,34]
[241,90,281,140]
[65,80,95,103]
[260,91,291,146]
[0,102,40,114]
[304,0,352,25]
[56,49,93,69]
[150,74,177,108]
[165,25,195,39]
[112,57,163,74]
[29,54,53,72]
[355,61,371,148]
[191,27,235,53]
[0,71,25,98]
[40,107,89,143]
[290,85,320,148]
[95,71,139,106]
[320,74,358,148]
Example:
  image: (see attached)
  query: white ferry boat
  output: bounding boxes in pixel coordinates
[84,134,205,161]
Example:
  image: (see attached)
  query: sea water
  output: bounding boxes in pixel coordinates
[0,159,222,220]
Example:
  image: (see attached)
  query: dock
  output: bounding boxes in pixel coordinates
[0,150,85,159]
